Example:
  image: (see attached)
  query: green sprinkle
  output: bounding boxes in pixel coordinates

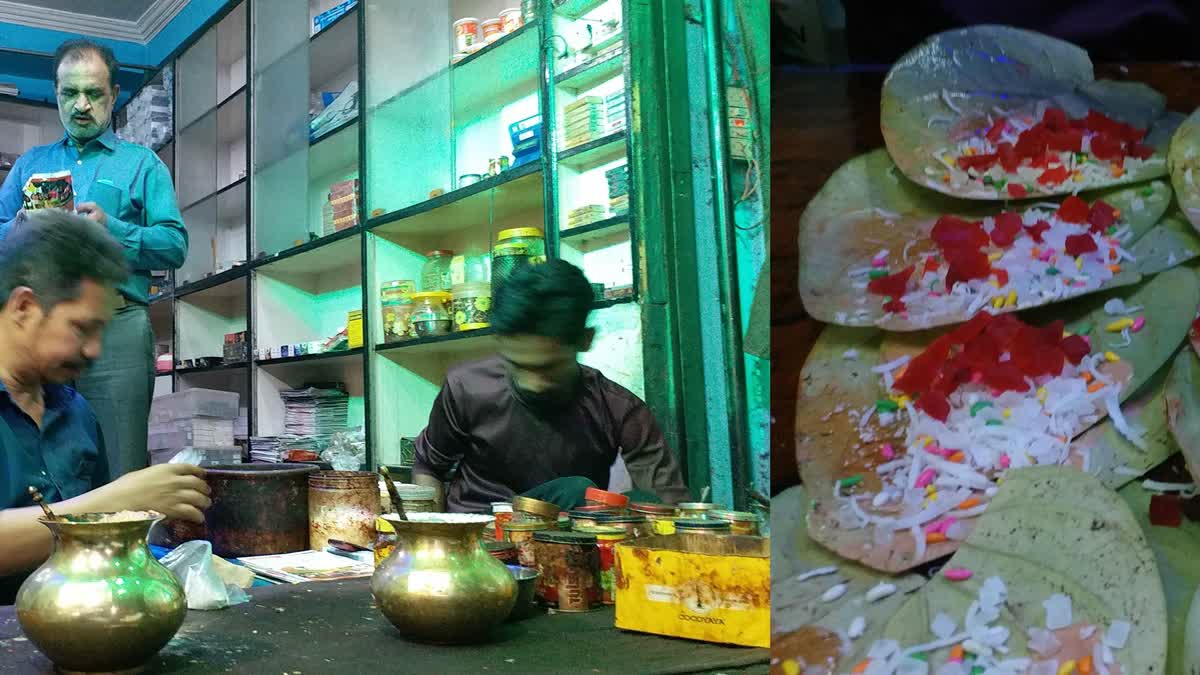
[982,175,993,186]
[1077,153,1088,162]
[986,419,1003,426]
[1141,187,1154,197]
[994,178,1007,189]
[1046,267,1060,275]
[1075,321,1093,335]
[910,652,928,662]
[876,399,899,413]
[1107,226,1117,235]
[839,475,863,489]
[971,667,984,675]
[869,269,889,279]
[970,401,993,417]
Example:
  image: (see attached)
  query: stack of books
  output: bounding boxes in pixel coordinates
[606,164,629,216]
[562,97,606,150]
[567,204,607,229]
[606,90,626,133]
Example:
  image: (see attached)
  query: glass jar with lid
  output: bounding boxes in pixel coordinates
[421,250,455,292]
[491,228,545,291]
[408,291,453,338]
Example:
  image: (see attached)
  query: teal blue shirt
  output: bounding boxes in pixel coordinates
[0,129,187,304]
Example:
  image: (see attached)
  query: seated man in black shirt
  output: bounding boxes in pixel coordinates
[0,210,210,604]
[412,260,691,513]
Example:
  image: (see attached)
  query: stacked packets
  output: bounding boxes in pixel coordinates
[606,90,626,133]
[606,164,629,216]
[562,96,606,150]
[249,385,350,462]
[567,204,607,229]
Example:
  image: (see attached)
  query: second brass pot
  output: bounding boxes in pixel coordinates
[371,513,516,644]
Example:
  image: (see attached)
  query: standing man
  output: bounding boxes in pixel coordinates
[0,39,188,478]
[412,260,692,513]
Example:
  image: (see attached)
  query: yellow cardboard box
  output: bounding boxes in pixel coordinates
[613,534,768,648]
[347,310,363,348]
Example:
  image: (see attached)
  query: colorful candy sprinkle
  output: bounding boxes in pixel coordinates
[880,443,895,460]
[949,644,965,662]
[839,475,862,489]
[1131,316,1146,333]
[1105,318,1134,332]
[1104,351,1120,362]
[915,468,936,489]
[957,497,980,510]
[876,399,899,413]
[970,401,993,417]
[1058,660,1077,675]
[999,454,1011,469]
[943,568,973,582]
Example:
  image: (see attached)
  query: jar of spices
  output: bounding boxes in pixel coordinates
[512,495,561,524]
[492,502,514,540]
[491,228,545,291]
[408,292,453,338]
[677,502,718,519]
[584,487,629,512]
[710,509,762,536]
[421,250,455,292]
[587,526,626,605]
[380,280,415,342]
[531,531,600,612]
[593,514,649,540]
[451,282,492,331]
[502,520,551,568]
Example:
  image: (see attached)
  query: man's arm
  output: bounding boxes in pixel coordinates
[0,153,29,236]
[411,381,470,512]
[105,157,187,271]
[0,463,212,576]
[616,397,693,505]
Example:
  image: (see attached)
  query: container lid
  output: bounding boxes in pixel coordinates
[459,322,491,331]
[677,502,718,511]
[491,501,514,512]
[584,487,630,508]
[577,525,626,538]
[498,227,544,241]
[630,502,677,515]
[451,282,491,294]
[501,520,551,532]
[492,242,530,255]
[453,17,479,24]
[512,495,561,519]
[570,505,619,514]
[378,482,436,501]
[409,291,453,302]
[710,509,761,523]
[426,249,455,258]
[595,514,647,524]
[533,530,597,545]
[382,280,413,289]
[484,541,516,553]
[674,519,732,532]
[481,17,502,25]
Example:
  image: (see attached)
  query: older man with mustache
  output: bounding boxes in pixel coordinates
[0,39,188,478]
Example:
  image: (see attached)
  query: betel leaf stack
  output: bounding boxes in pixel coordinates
[786,25,1200,675]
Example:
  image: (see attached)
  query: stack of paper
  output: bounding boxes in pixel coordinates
[562,96,606,150]
[237,550,373,584]
[281,386,349,438]
[567,204,606,229]
[606,164,629,215]
[606,90,626,132]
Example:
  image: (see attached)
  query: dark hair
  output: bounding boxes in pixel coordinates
[492,260,594,345]
[53,39,118,90]
[0,210,128,309]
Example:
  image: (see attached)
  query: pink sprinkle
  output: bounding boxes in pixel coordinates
[1132,316,1146,333]
[925,516,957,535]
[970,371,984,384]
[872,257,888,268]
[1039,249,1055,262]
[881,443,895,460]
[915,468,937,489]
[990,388,1003,397]
[999,453,1011,469]
[943,567,973,582]
[1082,335,1091,347]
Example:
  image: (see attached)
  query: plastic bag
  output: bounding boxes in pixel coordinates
[160,541,250,610]
[321,427,366,471]
[167,447,206,466]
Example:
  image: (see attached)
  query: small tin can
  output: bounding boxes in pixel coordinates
[593,514,649,539]
[492,501,514,540]
[677,502,718,519]
[532,530,600,611]
[512,495,561,524]
[710,509,762,536]
[309,471,381,551]
[502,520,550,568]
[674,519,732,536]
[588,526,626,605]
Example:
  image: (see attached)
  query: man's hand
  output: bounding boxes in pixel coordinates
[75,201,107,226]
[95,464,211,523]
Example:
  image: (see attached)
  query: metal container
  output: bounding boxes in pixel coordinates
[593,513,649,539]
[309,471,381,550]
[371,513,517,644]
[486,541,518,565]
[531,530,601,612]
[675,519,733,535]
[590,526,627,605]
[584,486,629,510]
[507,565,541,621]
[502,519,551,568]
[677,502,718,519]
[17,512,186,673]
[710,509,762,536]
[379,481,437,513]
[512,494,560,523]
[153,463,316,557]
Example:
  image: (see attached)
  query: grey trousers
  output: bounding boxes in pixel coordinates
[75,304,154,478]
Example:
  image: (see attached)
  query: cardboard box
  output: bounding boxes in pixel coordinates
[613,534,768,648]
[347,310,363,348]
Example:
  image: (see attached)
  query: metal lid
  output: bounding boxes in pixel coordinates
[584,486,630,508]
[484,541,516,553]
[674,519,732,532]
[409,291,453,303]
[576,525,626,538]
[629,502,677,516]
[426,249,455,258]
[501,520,551,532]
[594,514,647,524]
[710,509,761,523]
[512,495,561,519]
[533,530,597,545]
[677,502,718,511]
[498,227,544,241]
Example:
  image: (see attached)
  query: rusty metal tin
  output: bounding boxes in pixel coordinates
[593,514,650,539]
[502,520,551,568]
[309,471,381,550]
[512,495,561,522]
[531,530,600,611]
[154,463,316,557]
[710,509,762,536]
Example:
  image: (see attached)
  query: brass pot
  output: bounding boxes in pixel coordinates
[371,513,516,644]
[16,511,186,673]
